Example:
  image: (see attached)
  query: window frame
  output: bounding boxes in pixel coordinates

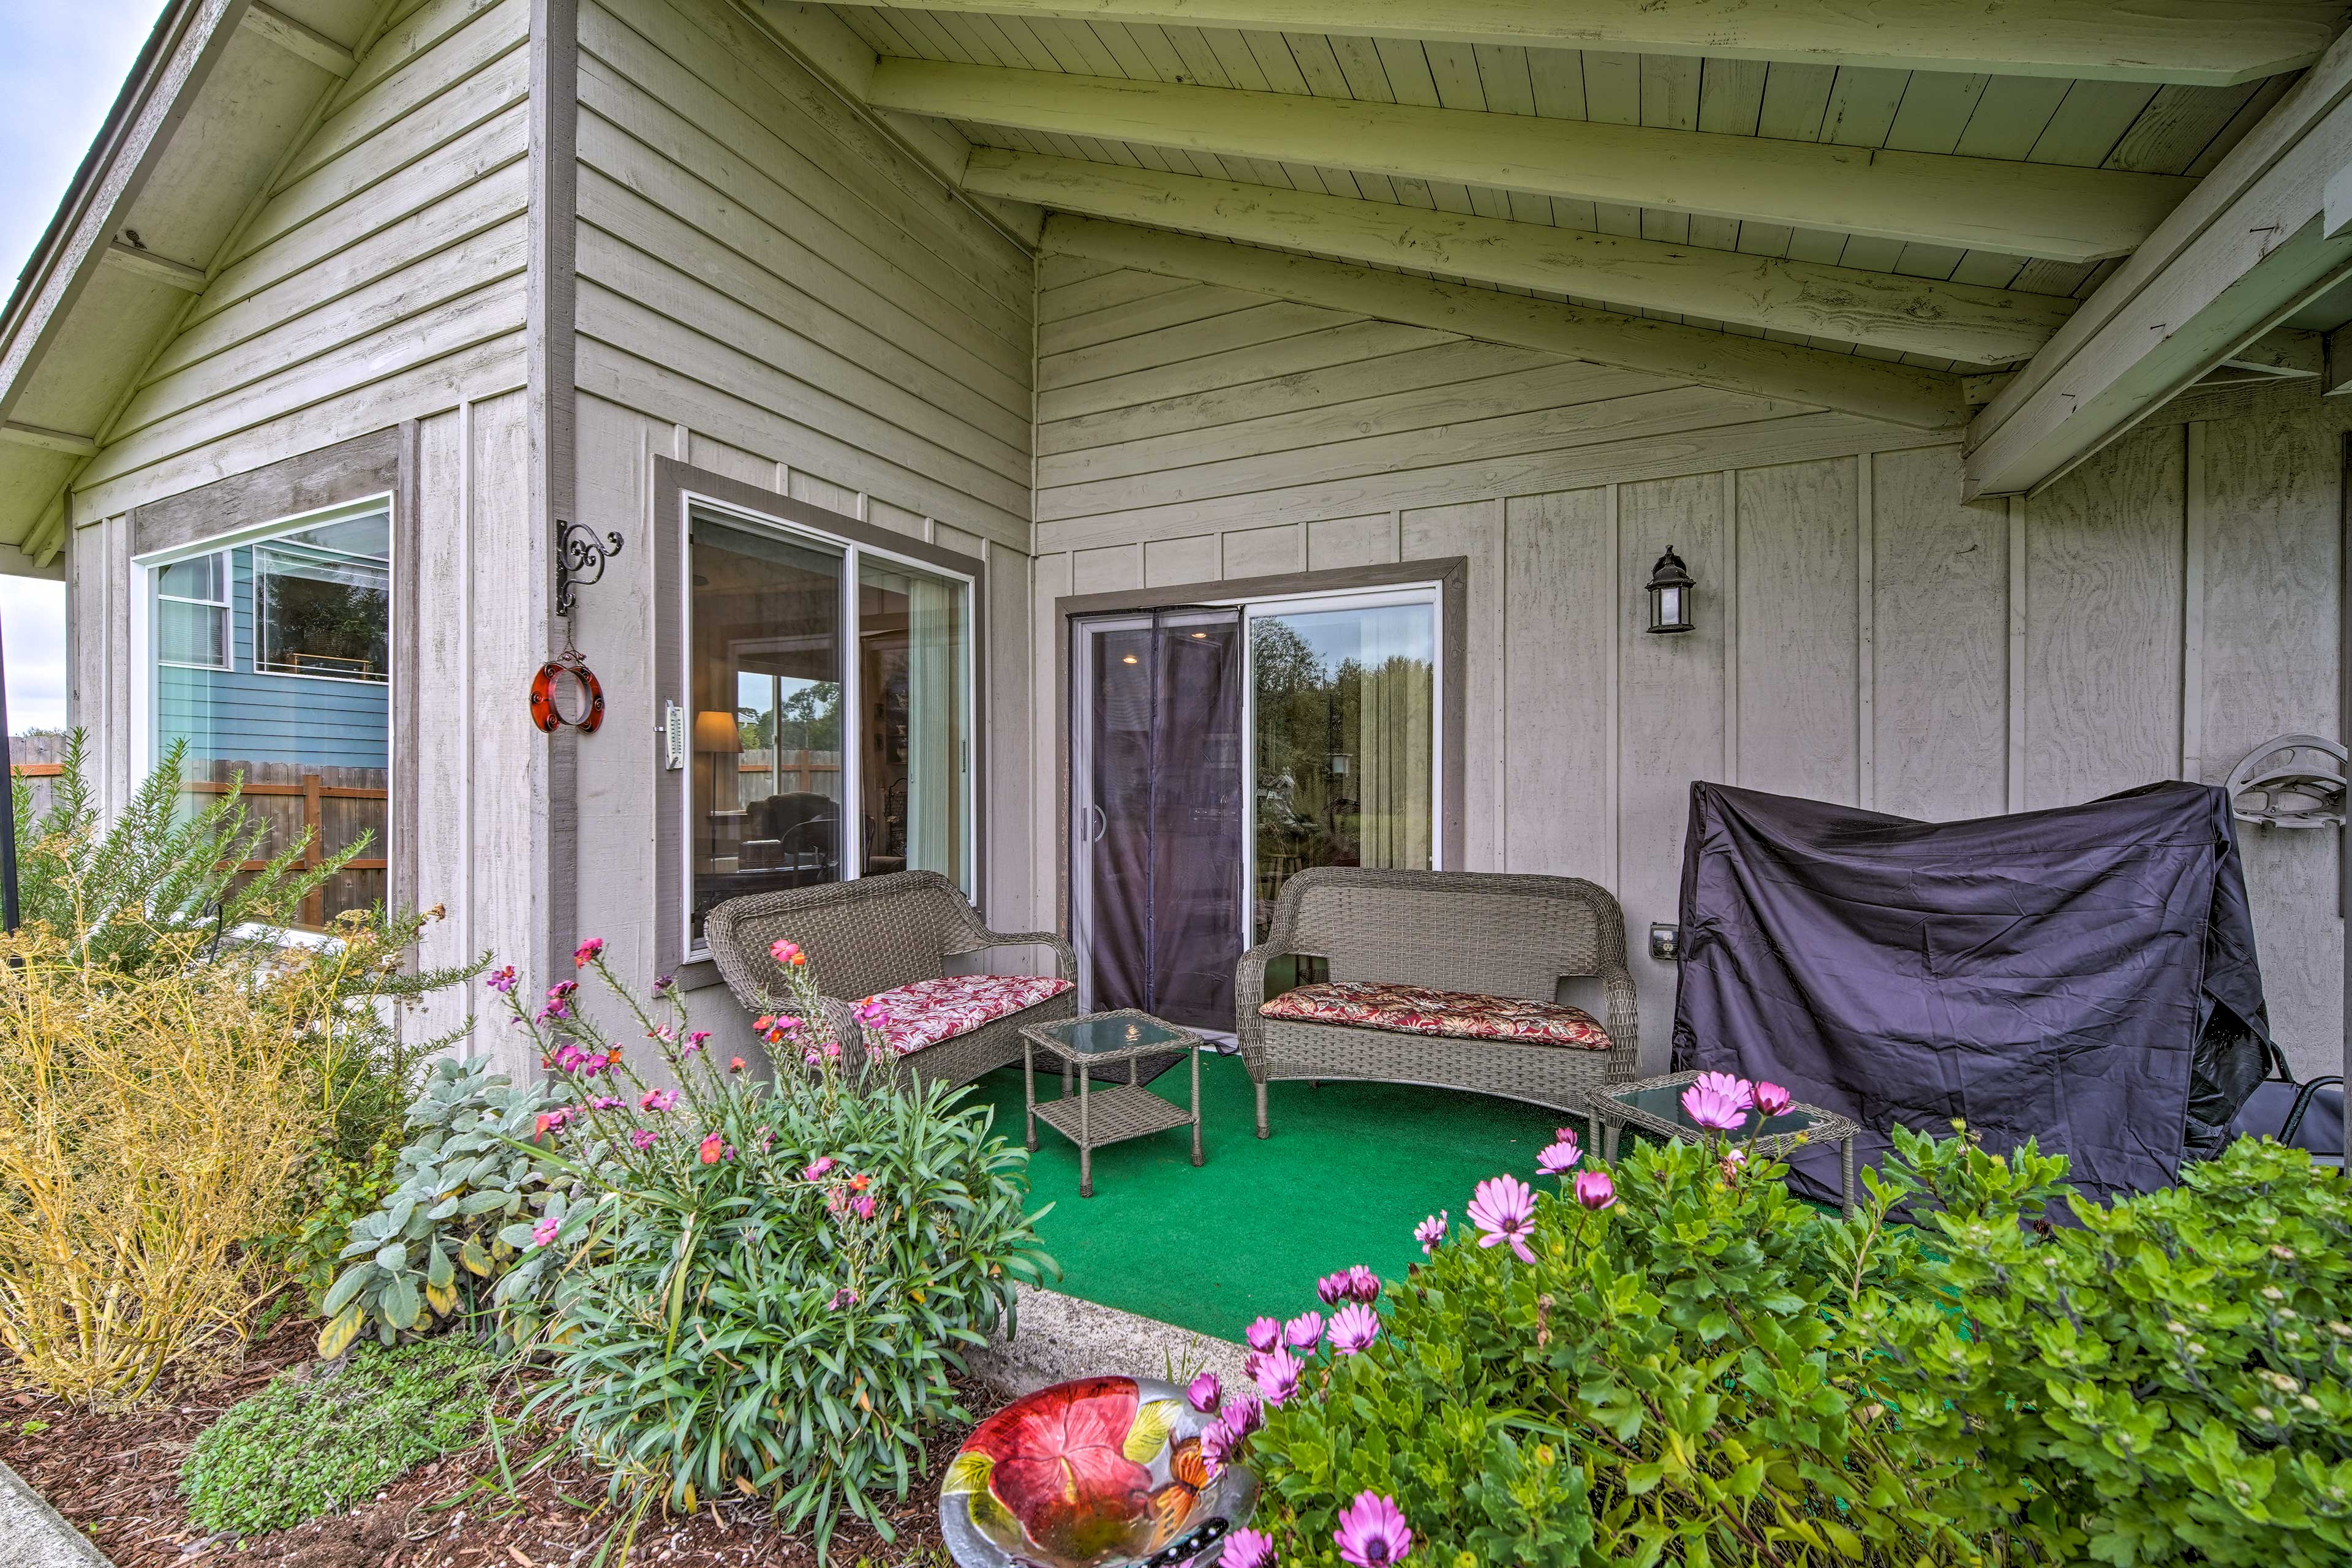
[129,492,399,875]
[678,492,979,963]
[153,549,231,672]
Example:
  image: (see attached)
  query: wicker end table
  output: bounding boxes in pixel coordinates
[1019,1009,1204,1197]
[1587,1070,1862,1216]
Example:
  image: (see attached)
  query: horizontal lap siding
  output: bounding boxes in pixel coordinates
[571,0,1033,549]
[1031,274,2344,1078]
[71,0,533,522]
[563,0,1037,1006]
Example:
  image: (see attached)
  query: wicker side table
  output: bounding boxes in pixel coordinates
[1588,1070,1861,1216]
[1019,1010,1205,1198]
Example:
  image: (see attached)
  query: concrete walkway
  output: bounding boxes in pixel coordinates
[0,1460,113,1568]
[968,1283,1248,1396]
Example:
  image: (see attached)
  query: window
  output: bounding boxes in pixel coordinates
[687,506,973,948]
[155,552,228,669]
[142,502,394,930]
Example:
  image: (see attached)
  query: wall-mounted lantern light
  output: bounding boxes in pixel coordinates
[1645,546,1695,635]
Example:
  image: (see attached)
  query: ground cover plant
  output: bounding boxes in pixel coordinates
[179,1338,496,1537]
[1216,1074,2352,1567]
[491,939,1055,1561]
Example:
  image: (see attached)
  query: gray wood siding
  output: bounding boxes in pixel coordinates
[69,0,535,524]
[559,0,1036,1013]
[1028,266,2345,1079]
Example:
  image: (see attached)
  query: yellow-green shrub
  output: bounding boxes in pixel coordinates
[0,923,334,1403]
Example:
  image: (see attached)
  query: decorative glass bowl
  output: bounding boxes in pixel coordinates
[940,1376,1259,1568]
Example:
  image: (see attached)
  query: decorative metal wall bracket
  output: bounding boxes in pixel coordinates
[555,518,624,619]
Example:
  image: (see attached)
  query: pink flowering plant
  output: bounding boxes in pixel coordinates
[1240,1112,1998,1568]
[489,942,1054,1561]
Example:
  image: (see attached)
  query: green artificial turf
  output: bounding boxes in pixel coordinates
[959,1052,1567,1344]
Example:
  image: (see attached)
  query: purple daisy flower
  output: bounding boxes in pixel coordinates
[1316,1270,1351,1306]
[1680,1078,1749,1133]
[1468,1174,1539,1265]
[1253,1346,1305,1406]
[1333,1491,1413,1567]
[1328,1302,1381,1355]
[1223,1387,1263,1438]
[1220,1527,1276,1568]
[1574,1168,1618,1211]
[1414,1211,1447,1256]
[1344,1265,1381,1303]
[1187,1371,1221,1414]
[1283,1311,1324,1351]
[1536,1136,1580,1177]
[1246,1316,1282,1354]
[1198,1419,1238,1480]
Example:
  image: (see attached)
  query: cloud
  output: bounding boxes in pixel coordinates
[0,578,67,733]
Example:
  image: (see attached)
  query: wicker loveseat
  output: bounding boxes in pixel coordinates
[704,870,1077,1088]
[1237,867,1640,1136]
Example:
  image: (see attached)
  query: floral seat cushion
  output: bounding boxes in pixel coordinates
[861,974,1074,1057]
[1259,979,1612,1050]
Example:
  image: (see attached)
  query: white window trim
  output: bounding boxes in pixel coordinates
[130,493,397,831]
[154,549,230,672]
[680,491,979,962]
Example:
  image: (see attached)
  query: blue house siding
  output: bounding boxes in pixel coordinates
[158,546,389,771]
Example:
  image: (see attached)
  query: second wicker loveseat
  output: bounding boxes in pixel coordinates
[1237,867,1642,1136]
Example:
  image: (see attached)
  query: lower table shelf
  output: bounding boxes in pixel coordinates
[1034,1084,1191,1146]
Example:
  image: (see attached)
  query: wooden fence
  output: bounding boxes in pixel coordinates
[9,731,67,820]
[183,760,388,927]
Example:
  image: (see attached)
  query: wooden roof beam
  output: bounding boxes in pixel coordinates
[834,2,2345,86]
[1967,30,2352,494]
[968,149,2075,364]
[1042,216,1967,431]
[867,60,2194,263]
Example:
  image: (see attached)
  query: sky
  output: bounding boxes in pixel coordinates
[0,0,170,733]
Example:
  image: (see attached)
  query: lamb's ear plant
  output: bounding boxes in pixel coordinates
[316,1055,579,1356]
[489,940,1055,1565]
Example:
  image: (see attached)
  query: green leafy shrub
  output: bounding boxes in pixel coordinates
[1240,1120,1972,1568]
[1868,1126,2352,1567]
[316,1056,576,1355]
[181,1338,494,1536]
[500,942,1054,1561]
[1231,1087,2352,1567]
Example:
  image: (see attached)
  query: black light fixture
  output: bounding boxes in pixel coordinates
[1645,546,1695,635]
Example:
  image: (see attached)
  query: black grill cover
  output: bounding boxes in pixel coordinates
[1670,781,2272,1207]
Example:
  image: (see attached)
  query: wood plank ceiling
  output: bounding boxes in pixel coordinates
[817,3,2309,387]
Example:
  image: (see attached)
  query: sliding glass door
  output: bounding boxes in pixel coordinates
[687,507,973,952]
[1069,586,1441,1023]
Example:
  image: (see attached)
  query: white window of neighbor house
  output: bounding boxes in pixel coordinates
[684,503,974,952]
[136,500,395,930]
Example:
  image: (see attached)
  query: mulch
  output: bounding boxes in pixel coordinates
[0,1307,964,1568]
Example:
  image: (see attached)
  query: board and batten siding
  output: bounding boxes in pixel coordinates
[1027,261,2345,1080]
[64,0,546,1060]
[559,0,1036,1020]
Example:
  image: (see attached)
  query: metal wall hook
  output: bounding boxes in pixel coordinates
[555,518,624,620]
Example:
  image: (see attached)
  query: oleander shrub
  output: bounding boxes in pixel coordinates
[180,1338,496,1536]
[500,940,1055,1561]
[314,1056,578,1356]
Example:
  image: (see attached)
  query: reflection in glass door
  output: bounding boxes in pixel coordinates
[1246,595,1439,940]
[1069,609,1246,1026]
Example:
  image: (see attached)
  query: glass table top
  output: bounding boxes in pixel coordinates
[1604,1080,1825,1138]
[1031,1013,1193,1057]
